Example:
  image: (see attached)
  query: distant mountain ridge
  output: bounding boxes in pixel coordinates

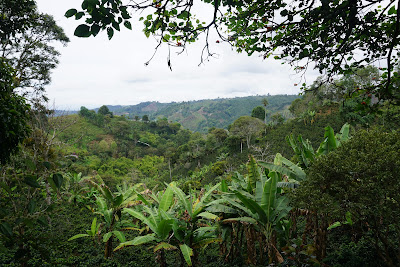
[100,95,300,132]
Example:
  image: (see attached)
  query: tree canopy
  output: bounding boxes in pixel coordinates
[0,0,69,162]
[68,0,400,103]
[1,9,69,103]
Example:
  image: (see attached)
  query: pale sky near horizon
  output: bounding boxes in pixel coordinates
[35,0,320,110]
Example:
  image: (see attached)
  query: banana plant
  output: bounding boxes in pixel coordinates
[115,184,176,267]
[205,156,291,264]
[222,171,291,264]
[68,217,101,244]
[317,123,350,155]
[68,177,143,258]
[167,182,222,266]
[117,182,221,266]
[63,172,89,203]
[259,153,306,188]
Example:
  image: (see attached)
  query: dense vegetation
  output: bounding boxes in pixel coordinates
[2,77,400,266]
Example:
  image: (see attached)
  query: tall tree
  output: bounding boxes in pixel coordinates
[229,116,265,150]
[251,106,265,121]
[0,59,30,163]
[1,1,69,104]
[262,98,269,124]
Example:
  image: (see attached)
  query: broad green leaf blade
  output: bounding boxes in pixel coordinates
[194,182,221,216]
[113,230,126,243]
[132,234,156,245]
[0,222,13,237]
[52,173,64,189]
[68,233,89,241]
[339,123,350,142]
[103,232,112,242]
[172,220,184,242]
[317,126,338,155]
[179,244,193,266]
[154,242,177,252]
[27,199,36,214]
[222,217,257,224]
[159,185,174,211]
[327,221,341,230]
[169,184,192,217]
[114,234,156,251]
[123,208,157,233]
[197,211,218,220]
[206,203,237,214]
[234,191,267,222]
[91,217,97,236]
[113,194,124,208]
[193,237,222,248]
[221,179,228,192]
[262,172,278,221]
[247,155,259,192]
[65,8,77,18]
[156,219,173,240]
[222,196,253,216]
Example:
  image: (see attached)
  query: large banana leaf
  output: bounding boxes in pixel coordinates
[259,155,306,182]
[168,184,192,217]
[205,203,238,214]
[179,244,193,266]
[335,123,350,145]
[193,182,221,217]
[159,185,174,211]
[222,196,253,217]
[197,211,219,220]
[222,217,258,224]
[317,126,338,155]
[156,219,173,240]
[123,208,158,234]
[261,172,278,221]
[114,233,156,251]
[154,242,177,252]
[234,191,267,223]
[68,233,89,241]
[193,237,222,248]
[247,155,259,192]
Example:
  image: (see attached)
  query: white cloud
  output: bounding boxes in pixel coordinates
[36,0,320,110]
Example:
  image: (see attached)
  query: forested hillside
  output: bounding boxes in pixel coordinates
[98,95,299,132]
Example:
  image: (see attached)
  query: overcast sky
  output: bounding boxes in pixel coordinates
[36,0,320,110]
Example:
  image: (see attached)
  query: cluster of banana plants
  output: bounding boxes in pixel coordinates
[67,155,300,266]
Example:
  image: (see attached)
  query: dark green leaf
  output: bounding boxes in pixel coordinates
[75,12,85,20]
[24,158,36,171]
[43,161,51,170]
[124,21,132,30]
[0,222,13,237]
[107,27,114,39]
[65,9,77,18]
[74,24,91,37]
[91,24,101,36]
[52,173,63,189]
[27,200,36,214]
[24,175,41,188]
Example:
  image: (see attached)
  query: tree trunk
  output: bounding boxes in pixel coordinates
[156,249,167,267]
[104,236,113,258]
